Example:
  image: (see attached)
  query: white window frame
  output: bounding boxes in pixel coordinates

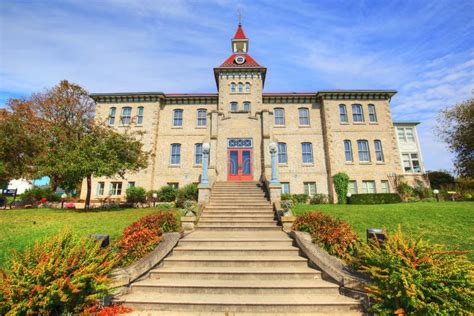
[301,142,313,164]
[304,182,317,195]
[374,140,384,162]
[357,140,371,162]
[352,104,364,122]
[127,182,135,189]
[368,104,377,122]
[397,127,415,143]
[109,182,122,196]
[278,142,287,164]
[136,106,144,125]
[96,182,105,196]
[344,140,353,162]
[167,182,179,189]
[274,108,285,126]
[281,182,290,194]
[120,107,132,125]
[348,181,358,194]
[339,104,348,123]
[298,107,310,126]
[381,180,390,193]
[245,82,251,93]
[194,143,203,165]
[170,143,181,165]
[402,153,421,173]
[238,82,243,93]
[362,180,376,193]
[173,109,183,127]
[197,109,207,126]
[230,82,236,93]
[108,107,116,125]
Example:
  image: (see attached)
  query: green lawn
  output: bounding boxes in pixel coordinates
[294,202,474,260]
[0,207,164,268]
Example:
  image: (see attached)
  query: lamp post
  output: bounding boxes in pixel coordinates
[200,143,210,185]
[433,189,440,202]
[269,142,279,185]
[61,193,67,209]
[152,192,158,207]
[346,192,352,204]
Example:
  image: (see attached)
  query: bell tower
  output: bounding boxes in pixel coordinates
[232,23,248,53]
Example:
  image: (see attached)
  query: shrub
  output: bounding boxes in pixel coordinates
[281,193,292,201]
[280,199,293,211]
[292,194,309,204]
[309,193,329,204]
[20,187,59,204]
[81,304,132,315]
[146,189,160,201]
[292,212,358,262]
[125,186,146,206]
[397,181,415,201]
[0,231,117,315]
[350,193,402,204]
[157,186,178,202]
[333,172,349,204]
[176,183,198,208]
[351,227,474,315]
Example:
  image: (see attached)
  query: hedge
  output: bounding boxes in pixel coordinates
[350,193,401,204]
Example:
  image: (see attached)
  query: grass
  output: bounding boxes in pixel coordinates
[293,201,474,260]
[0,207,166,268]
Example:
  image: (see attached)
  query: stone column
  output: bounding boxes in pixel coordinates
[198,143,211,204]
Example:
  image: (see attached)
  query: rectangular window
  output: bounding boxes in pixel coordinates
[301,142,313,164]
[170,144,181,165]
[348,181,358,194]
[121,107,132,125]
[402,153,421,173]
[344,140,353,162]
[402,153,412,172]
[173,109,183,127]
[381,180,390,193]
[406,129,415,142]
[374,140,384,162]
[197,109,207,126]
[243,101,251,112]
[274,108,285,125]
[96,182,105,196]
[127,182,135,188]
[398,127,415,143]
[278,142,287,164]
[339,104,348,123]
[304,182,317,196]
[136,107,144,124]
[167,182,179,189]
[298,108,310,126]
[194,143,203,165]
[368,104,377,122]
[109,182,122,196]
[362,180,376,193]
[357,140,371,162]
[397,128,406,142]
[281,182,290,194]
[352,104,364,122]
[231,102,238,111]
[108,107,116,125]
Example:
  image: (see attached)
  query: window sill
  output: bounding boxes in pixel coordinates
[274,125,286,128]
[359,162,372,165]
[169,165,181,168]
[230,110,250,113]
[340,122,350,125]
[376,161,385,165]
[195,126,207,129]
[345,162,355,165]
[353,122,365,125]
[298,125,311,128]
[230,92,250,95]
[278,163,288,167]
[369,122,379,125]
[193,164,202,168]
[171,126,183,129]
[302,163,314,167]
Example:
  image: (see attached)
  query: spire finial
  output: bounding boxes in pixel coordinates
[238,9,243,25]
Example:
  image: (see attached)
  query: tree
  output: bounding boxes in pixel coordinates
[427,170,455,189]
[332,172,349,204]
[437,98,474,177]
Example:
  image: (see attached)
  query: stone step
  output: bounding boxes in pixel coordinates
[210,196,267,201]
[196,221,277,227]
[202,210,273,214]
[127,311,363,316]
[200,215,274,220]
[130,279,340,295]
[196,225,280,231]
[119,293,363,313]
[178,239,292,248]
[207,204,271,208]
[163,255,308,268]
[172,247,300,257]
[204,206,273,210]
[199,218,275,223]
[150,266,321,280]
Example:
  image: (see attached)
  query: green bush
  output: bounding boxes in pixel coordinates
[351,227,474,315]
[333,172,349,204]
[176,183,198,208]
[157,185,178,202]
[20,187,60,204]
[397,181,415,200]
[0,231,117,315]
[281,193,292,201]
[350,193,402,204]
[125,186,146,205]
[309,193,329,204]
[292,194,309,204]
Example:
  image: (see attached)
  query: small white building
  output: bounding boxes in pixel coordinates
[7,179,33,194]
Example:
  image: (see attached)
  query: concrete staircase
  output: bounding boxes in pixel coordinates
[120,181,363,315]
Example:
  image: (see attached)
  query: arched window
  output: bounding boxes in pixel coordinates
[136,106,144,124]
[357,140,370,161]
[368,104,377,122]
[344,140,353,162]
[120,106,132,125]
[243,101,251,112]
[339,104,348,123]
[374,140,384,162]
[197,109,207,126]
[352,104,364,122]
[108,107,116,125]
[194,143,203,164]
[274,108,285,125]
[230,82,236,93]
[278,142,287,164]
[170,143,181,165]
[245,82,251,93]
[298,107,310,126]
[301,142,313,163]
[230,101,238,111]
[238,82,243,93]
[173,109,183,127]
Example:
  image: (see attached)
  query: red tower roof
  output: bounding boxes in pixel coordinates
[233,24,247,39]
[219,53,262,68]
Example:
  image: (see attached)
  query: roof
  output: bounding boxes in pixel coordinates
[233,24,247,39]
[219,53,263,68]
[393,121,420,125]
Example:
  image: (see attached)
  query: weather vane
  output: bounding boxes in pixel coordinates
[238,9,243,25]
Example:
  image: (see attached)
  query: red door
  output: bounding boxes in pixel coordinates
[227,148,253,181]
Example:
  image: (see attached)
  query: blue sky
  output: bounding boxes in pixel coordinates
[1,0,473,172]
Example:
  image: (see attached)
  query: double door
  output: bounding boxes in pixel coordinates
[227,148,252,181]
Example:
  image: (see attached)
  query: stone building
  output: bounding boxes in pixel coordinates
[80,24,427,202]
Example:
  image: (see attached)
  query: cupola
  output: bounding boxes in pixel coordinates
[232,23,248,53]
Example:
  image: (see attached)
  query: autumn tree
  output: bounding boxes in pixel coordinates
[437,97,474,177]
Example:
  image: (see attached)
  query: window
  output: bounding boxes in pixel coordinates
[278,142,287,164]
[245,82,250,93]
[173,109,183,127]
[108,107,116,125]
[281,182,290,194]
[298,108,310,126]
[127,182,135,188]
[362,181,376,193]
[274,108,285,126]
[231,101,238,111]
[368,104,377,122]
[381,180,390,193]
[397,127,415,143]
[96,182,105,196]
[304,182,317,195]
[352,104,364,122]
[344,140,353,162]
[197,109,207,126]
[120,107,132,125]
[397,128,406,142]
[167,182,179,189]
[243,101,251,112]
[348,181,358,194]
[230,82,236,93]
[301,142,313,164]
[357,140,370,162]
[136,107,144,124]
[194,143,203,165]
[170,144,181,165]
[238,82,243,93]
[109,182,122,196]
[339,104,348,123]
[402,153,421,173]
[406,129,415,142]
[374,140,384,162]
